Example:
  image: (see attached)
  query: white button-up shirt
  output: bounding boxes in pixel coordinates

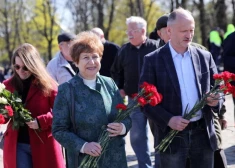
[169,42,202,121]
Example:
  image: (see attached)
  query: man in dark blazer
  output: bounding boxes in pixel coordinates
[140,7,222,168]
[223,31,235,108]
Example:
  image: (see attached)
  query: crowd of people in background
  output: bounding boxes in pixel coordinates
[0,6,235,168]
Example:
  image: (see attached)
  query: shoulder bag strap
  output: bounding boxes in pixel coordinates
[68,82,78,168]
[65,67,75,77]
[69,82,76,130]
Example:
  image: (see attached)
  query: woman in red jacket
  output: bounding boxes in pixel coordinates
[2,43,65,168]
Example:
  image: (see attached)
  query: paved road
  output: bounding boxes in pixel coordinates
[0,95,234,168]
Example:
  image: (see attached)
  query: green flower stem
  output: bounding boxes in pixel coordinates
[34,129,44,144]
[79,88,158,167]
[79,131,110,168]
[156,82,222,153]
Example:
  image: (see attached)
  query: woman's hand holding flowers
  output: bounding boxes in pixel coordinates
[84,142,102,157]
[26,119,39,129]
[107,123,123,137]
[79,82,163,168]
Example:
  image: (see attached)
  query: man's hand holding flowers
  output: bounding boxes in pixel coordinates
[167,92,220,132]
[206,93,220,107]
[157,71,235,152]
[168,116,190,131]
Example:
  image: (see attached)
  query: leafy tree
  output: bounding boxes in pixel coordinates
[0,0,60,64]
[109,0,164,45]
[0,0,25,64]
[31,0,60,61]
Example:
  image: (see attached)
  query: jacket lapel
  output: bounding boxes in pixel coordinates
[189,46,202,98]
[161,44,181,98]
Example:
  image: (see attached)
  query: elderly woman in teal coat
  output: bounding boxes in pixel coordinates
[52,31,132,168]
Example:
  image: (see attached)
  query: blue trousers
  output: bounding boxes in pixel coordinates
[16,143,33,168]
[129,97,153,168]
[160,121,214,168]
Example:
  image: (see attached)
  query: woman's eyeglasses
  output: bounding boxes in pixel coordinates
[14,64,28,71]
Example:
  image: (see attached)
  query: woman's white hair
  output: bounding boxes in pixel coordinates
[126,16,147,30]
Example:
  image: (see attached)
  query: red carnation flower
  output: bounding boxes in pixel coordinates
[222,71,232,81]
[131,93,138,99]
[213,74,223,80]
[231,74,235,81]
[5,105,13,117]
[116,104,127,111]
[219,85,228,94]
[149,93,163,106]
[141,82,158,95]
[137,97,147,106]
[0,114,5,124]
[227,84,235,97]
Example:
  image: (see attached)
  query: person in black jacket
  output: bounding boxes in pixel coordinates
[223,31,235,76]
[0,67,5,82]
[222,31,235,119]
[111,16,160,168]
[91,27,120,77]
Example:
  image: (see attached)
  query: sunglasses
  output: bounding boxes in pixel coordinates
[14,64,28,71]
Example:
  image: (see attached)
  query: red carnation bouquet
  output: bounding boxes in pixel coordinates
[79,82,163,168]
[0,82,33,127]
[156,71,235,152]
[0,82,43,143]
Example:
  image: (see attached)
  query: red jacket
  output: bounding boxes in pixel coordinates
[3,78,65,168]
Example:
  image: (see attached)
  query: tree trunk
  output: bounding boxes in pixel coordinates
[170,0,174,12]
[232,0,235,25]
[97,0,104,30]
[198,0,207,47]
[128,0,135,16]
[215,0,227,31]
[136,0,144,17]
[48,40,52,61]
[105,0,115,39]
[181,0,188,8]
[3,0,12,62]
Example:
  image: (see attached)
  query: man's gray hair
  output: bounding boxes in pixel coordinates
[167,7,193,26]
[126,16,147,29]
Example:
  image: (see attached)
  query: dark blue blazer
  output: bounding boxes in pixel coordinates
[139,43,222,153]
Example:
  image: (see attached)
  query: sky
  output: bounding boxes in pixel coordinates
[54,0,74,33]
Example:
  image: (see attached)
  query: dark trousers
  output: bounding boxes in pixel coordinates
[160,120,214,168]
[149,119,160,168]
[16,143,33,168]
[186,149,227,168]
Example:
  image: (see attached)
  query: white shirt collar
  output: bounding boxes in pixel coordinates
[169,41,190,59]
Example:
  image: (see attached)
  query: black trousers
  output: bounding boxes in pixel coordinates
[186,149,227,168]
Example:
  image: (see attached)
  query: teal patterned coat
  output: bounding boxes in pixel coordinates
[52,75,131,168]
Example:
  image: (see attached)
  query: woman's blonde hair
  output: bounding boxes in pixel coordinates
[11,43,57,96]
